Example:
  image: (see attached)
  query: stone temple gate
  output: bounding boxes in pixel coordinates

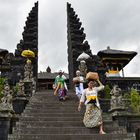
[67,2,140,91]
[0,2,38,85]
[67,2,106,88]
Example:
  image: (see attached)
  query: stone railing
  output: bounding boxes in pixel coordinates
[0,78,36,140]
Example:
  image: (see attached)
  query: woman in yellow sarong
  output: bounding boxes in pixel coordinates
[78,79,106,134]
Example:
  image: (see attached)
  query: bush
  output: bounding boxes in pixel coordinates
[12,83,19,97]
[104,84,111,99]
[130,89,140,113]
[123,91,131,108]
[0,77,7,99]
[123,92,131,99]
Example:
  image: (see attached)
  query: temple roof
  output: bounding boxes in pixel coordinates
[97,47,137,70]
[98,46,137,57]
[38,72,69,79]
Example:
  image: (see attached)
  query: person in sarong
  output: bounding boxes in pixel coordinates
[53,70,68,101]
[78,79,106,134]
[73,70,84,100]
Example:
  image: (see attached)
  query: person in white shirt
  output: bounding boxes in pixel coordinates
[73,70,84,100]
[78,79,106,134]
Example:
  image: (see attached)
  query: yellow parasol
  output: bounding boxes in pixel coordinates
[21,49,35,58]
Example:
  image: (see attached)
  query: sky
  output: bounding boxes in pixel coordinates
[0,0,140,77]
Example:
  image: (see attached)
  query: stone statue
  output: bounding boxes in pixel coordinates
[0,83,13,112]
[78,60,87,77]
[24,59,33,82]
[110,85,124,111]
[31,77,36,94]
[17,79,26,96]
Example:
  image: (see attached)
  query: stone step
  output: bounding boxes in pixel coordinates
[30,94,76,98]
[16,120,119,129]
[26,110,107,116]
[23,109,110,116]
[25,105,108,113]
[26,104,80,109]
[23,110,84,115]
[25,107,82,112]
[26,101,110,107]
[25,103,110,113]
[9,133,136,140]
[28,99,78,103]
[20,116,83,121]
[25,107,81,111]
[21,115,112,123]
[16,120,119,128]
[30,98,76,101]
[30,94,74,98]
[15,126,125,134]
[26,101,79,106]
[23,109,112,117]
[33,91,75,95]
[30,93,75,97]
[28,99,77,103]
[19,116,114,122]
[15,127,127,135]
[14,121,123,134]
[31,93,75,97]
[22,113,84,117]
[23,110,112,121]
[24,108,84,113]
[27,100,79,105]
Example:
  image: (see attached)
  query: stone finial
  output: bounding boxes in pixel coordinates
[107,46,110,50]
[46,66,51,73]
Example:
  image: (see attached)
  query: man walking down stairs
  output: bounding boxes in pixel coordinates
[9,90,136,140]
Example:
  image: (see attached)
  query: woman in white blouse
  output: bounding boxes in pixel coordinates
[78,79,106,134]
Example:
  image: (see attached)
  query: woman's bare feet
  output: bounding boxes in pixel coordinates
[99,131,106,134]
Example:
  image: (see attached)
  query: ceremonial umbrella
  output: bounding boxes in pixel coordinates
[21,49,35,58]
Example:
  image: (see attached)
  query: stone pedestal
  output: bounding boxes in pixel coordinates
[12,97,28,114]
[24,81,32,97]
[136,126,140,140]
[99,98,110,112]
[112,113,140,140]
[9,115,19,134]
[109,107,126,116]
[0,112,12,140]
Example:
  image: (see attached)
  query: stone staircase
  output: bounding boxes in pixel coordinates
[9,90,136,140]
